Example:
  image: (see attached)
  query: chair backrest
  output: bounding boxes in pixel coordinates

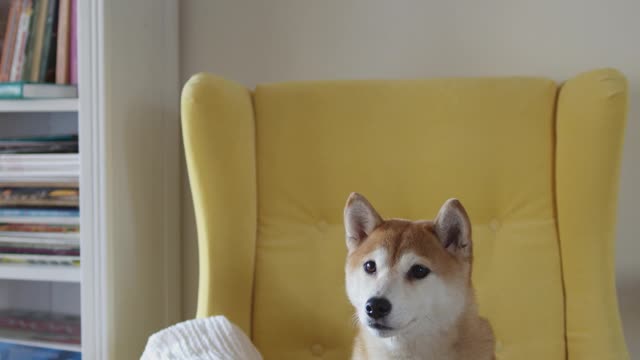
[181,68,629,360]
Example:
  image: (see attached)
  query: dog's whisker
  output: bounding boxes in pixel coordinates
[351,312,360,327]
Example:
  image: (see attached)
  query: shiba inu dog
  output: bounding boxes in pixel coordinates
[343,193,495,360]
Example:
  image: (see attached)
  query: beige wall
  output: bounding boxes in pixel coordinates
[179,0,640,356]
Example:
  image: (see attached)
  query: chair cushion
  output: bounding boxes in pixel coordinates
[252,78,565,359]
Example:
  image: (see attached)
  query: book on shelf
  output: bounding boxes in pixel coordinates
[0,153,78,163]
[53,0,66,84]
[0,161,78,170]
[0,223,78,234]
[9,0,33,82]
[0,171,77,182]
[0,253,79,265]
[0,135,79,180]
[38,0,57,82]
[0,144,78,154]
[0,222,79,258]
[0,187,79,207]
[0,234,77,243]
[0,1,10,51]
[0,309,80,338]
[0,134,78,154]
[68,0,74,84]
[0,309,80,358]
[0,81,76,99]
[0,226,79,254]
[0,243,78,256]
[23,0,45,81]
[0,232,76,241]
[0,207,77,217]
[0,207,78,223]
[0,0,77,94]
[0,155,77,163]
[0,133,77,141]
[0,342,80,359]
[0,216,77,225]
[0,0,21,82]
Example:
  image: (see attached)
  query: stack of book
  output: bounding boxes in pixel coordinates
[0,134,78,266]
[0,0,77,99]
[0,342,80,359]
[0,309,81,345]
[0,309,80,358]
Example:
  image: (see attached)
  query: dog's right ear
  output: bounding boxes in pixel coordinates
[344,193,383,252]
[433,198,472,260]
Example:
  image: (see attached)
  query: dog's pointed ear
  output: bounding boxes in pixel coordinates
[344,193,383,252]
[433,198,472,259]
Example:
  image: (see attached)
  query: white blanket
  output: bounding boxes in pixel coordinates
[141,316,262,360]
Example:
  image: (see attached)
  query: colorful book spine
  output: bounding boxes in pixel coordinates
[0,341,81,358]
[0,253,80,265]
[0,134,77,142]
[0,237,78,249]
[0,208,78,217]
[9,0,33,82]
[0,246,79,255]
[28,0,48,81]
[0,310,81,337]
[38,0,56,82]
[0,187,79,207]
[55,0,69,84]
[21,0,41,81]
[68,0,76,84]
[0,0,21,81]
[0,81,77,100]
[0,235,78,244]
[0,224,79,233]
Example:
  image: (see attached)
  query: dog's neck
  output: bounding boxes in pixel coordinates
[353,305,494,360]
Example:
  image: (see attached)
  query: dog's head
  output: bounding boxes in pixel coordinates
[344,193,474,339]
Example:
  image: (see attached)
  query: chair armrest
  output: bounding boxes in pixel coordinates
[181,73,257,335]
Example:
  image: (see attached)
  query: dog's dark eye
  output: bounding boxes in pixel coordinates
[408,265,430,279]
[363,261,376,274]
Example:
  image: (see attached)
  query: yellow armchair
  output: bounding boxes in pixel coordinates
[181,69,629,359]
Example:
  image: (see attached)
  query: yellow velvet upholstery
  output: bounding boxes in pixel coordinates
[181,69,629,360]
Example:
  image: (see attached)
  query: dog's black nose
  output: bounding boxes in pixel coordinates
[365,297,392,319]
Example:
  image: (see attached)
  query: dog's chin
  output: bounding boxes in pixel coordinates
[364,321,400,338]
[363,318,418,338]
[368,328,397,338]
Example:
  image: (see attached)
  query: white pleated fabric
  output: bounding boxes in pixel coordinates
[141,316,262,360]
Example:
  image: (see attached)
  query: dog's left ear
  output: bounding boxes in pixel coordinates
[433,198,472,260]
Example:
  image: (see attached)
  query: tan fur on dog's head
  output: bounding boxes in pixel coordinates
[344,192,475,340]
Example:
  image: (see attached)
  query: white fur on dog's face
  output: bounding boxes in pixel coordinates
[343,193,473,340]
[346,246,468,339]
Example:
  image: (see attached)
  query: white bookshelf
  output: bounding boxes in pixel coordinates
[0,99,78,112]
[0,1,181,358]
[0,96,81,355]
[0,264,80,282]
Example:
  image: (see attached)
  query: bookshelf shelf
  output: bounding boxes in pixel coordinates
[0,264,80,283]
[0,336,81,352]
[0,99,78,113]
